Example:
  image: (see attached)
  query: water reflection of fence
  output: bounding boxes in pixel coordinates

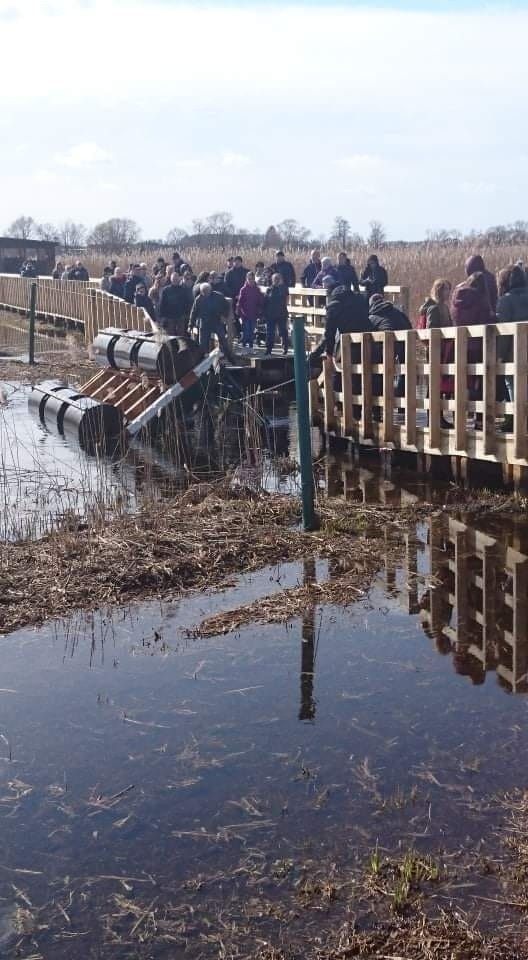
[312,323,528,467]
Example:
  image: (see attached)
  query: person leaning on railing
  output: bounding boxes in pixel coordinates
[496,264,528,431]
[368,293,411,418]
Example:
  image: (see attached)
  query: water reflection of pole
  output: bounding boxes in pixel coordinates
[299,558,317,721]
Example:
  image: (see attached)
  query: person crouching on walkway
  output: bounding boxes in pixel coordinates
[190,283,235,362]
[237,271,265,351]
[263,273,289,355]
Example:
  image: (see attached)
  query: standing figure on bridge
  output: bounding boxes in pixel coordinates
[159,271,189,335]
[336,252,360,292]
[263,273,290,355]
[237,271,265,351]
[311,277,370,361]
[190,283,235,362]
[301,249,322,288]
[361,254,388,299]
[270,251,296,289]
[464,253,497,317]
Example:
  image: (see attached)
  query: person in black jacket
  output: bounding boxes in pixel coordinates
[20,260,37,278]
[361,254,388,299]
[224,256,248,337]
[270,250,296,288]
[134,283,157,325]
[263,273,290,354]
[368,294,411,407]
[69,260,89,282]
[301,249,322,288]
[311,282,370,359]
[159,272,189,335]
[109,269,126,299]
[336,252,360,292]
[124,265,145,303]
[190,283,234,361]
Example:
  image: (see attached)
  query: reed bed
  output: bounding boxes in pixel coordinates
[84,241,528,319]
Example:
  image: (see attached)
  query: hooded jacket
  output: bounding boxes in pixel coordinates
[323,285,370,356]
[465,255,498,315]
[451,283,490,327]
[368,300,411,332]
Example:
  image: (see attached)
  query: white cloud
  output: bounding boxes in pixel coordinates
[460,181,498,196]
[221,151,252,169]
[55,141,111,169]
[336,154,384,174]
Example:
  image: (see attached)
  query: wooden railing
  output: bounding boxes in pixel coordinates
[311,323,528,466]
[0,274,150,341]
[288,283,409,338]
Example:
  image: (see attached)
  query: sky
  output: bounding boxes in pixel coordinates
[2,0,528,242]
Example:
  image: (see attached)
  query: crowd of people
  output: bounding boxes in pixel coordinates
[45,247,528,426]
[83,248,390,356]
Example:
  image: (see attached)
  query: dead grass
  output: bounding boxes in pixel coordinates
[0,485,407,635]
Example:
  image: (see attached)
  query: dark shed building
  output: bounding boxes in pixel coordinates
[0,238,56,276]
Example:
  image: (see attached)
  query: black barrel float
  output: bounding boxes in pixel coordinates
[28,381,124,452]
[92,328,204,383]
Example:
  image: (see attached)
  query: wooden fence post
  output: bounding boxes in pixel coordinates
[429,328,441,450]
[514,322,528,461]
[454,326,468,453]
[404,329,417,447]
[483,323,497,456]
[382,331,395,443]
[360,331,373,441]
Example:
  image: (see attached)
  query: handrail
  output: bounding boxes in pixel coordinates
[310,322,528,466]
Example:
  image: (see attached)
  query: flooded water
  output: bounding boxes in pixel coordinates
[1,511,528,956]
[0,380,304,540]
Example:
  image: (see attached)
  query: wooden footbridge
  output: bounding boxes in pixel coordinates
[1,273,527,473]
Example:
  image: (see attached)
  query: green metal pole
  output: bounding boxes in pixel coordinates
[292,316,318,531]
[28,281,37,365]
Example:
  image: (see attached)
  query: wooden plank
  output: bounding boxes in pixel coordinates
[428,328,441,450]
[514,323,528,460]
[322,357,336,432]
[340,333,354,435]
[404,329,417,447]
[454,326,467,453]
[382,331,395,443]
[483,323,497,456]
[360,332,373,441]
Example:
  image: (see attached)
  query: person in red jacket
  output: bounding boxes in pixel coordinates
[451,271,490,328]
[236,271,265,350]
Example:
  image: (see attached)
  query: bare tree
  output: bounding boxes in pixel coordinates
[58,220,87,248]
[276,218,311,246]
[6,216,36,239]
[204,211,235,248]
[35,222,58,241]
[331,216,351,248]
[263,225,281,249]
[166,227,188,245]
[367,220,386,248]
[87,218,140,250]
